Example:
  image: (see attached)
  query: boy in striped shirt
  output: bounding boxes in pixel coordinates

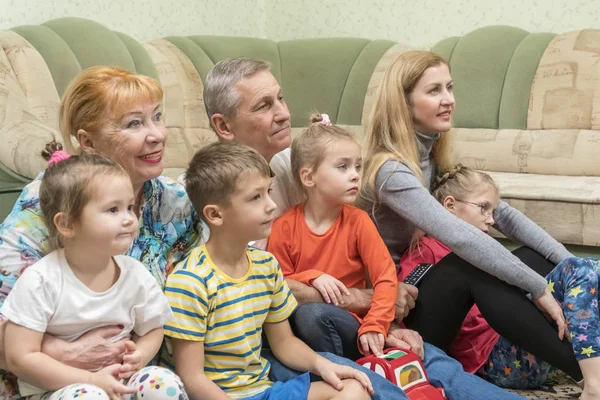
[162,142,373,400]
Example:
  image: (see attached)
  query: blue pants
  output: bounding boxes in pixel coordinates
[245,373,310,400]
[291,302,362,360]
[263,344,525,400]
[480,256,600,389]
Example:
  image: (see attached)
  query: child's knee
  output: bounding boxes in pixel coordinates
[567,257,599,285]
[126,366,187,400]
[339,378,370,400]
[48,384,110,400]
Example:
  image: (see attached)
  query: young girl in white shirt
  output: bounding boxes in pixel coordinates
[1,145,187,400]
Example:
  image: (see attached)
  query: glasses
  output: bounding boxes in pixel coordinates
[456,199,495,218]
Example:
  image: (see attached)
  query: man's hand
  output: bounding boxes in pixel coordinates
[45,326,128,371]
[359,332,385,356]
[312,274,349,306]
[533,288,569,341]
[312,357,374,395]
[385,328,424,360]
[395,283,418,322]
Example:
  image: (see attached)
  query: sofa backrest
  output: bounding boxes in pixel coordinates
[2,19,600,184]
[0,17,400,183]
[431,26,600,177]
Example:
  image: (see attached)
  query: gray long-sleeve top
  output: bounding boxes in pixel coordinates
[365,132,572,299]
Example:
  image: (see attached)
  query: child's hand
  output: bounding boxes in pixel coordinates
[313,357,374,395]
[312,274,350,306]
[359,332,385,356]
[118,340,144,380]
[90,364,137,400]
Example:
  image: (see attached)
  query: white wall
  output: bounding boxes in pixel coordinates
[1,0,599,46]
[0,0,267,41]
[266,0,600,47]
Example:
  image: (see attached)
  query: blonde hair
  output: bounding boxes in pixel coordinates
[185,142,271,224]
[291,113,358,193]
[39,141,130,250]
[59,66,163,154]
[361,51,455,206]
[410,164,498,250]
[431,164,498,203]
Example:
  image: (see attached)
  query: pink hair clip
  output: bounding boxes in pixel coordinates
[48,150,71,166]
[319,114,332,126]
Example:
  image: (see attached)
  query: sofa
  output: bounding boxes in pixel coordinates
[0,16,597,399]
[0,18,598,258]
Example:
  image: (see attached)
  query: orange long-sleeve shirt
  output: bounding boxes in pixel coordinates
[267,204,397,338]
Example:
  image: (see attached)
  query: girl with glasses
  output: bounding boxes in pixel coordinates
[399,164,600,395]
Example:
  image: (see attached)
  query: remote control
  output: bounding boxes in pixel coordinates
[403,263,435,287]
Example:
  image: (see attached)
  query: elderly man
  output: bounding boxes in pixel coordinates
[202,56,526,400]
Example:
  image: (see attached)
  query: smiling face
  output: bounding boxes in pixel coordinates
[85,102,167,189]
[219,70,291,162]
[409,63,455,135]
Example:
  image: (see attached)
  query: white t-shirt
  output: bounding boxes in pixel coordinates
[1,249,173,395]
[253,148,304,250]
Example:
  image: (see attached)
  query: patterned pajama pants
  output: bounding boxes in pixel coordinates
[29,366,188,400]
[478,257,600,389]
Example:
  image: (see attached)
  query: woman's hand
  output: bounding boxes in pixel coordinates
[312,274,349,306]
[90,364,137,400]
[45,326,128,371]
[532,288,569,341]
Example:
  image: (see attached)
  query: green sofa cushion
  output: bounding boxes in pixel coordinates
[498,32,556,128]
[176,36,282,82]
[444,26,530,129]
[279,38,374,127]
[12,17,159,97]
[11,24,82,98]
[337,40,396,125]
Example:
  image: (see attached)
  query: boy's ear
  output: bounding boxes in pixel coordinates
[211,114,235,142]
[53,212,75,238]
[442,195,457,213]
[203,204,224,227]
[299,167,315,188]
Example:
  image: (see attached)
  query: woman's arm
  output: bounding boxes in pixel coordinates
[493,200,573,265]
[376,161,547,298]
[0,179,48,307]
[5,322,96,390]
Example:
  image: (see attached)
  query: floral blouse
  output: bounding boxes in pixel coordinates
[0,174,203,399]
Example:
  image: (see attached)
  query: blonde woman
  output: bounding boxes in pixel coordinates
[360,50,584,388]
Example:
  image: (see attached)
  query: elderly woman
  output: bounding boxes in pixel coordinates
[0,66,202,397]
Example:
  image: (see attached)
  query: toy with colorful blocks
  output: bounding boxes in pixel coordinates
[356,348,447,400]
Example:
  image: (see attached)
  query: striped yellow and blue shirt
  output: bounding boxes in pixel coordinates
[162,244,298,398]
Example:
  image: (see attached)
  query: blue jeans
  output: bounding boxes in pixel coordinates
[262,344,526,400]
[291,302,362,360]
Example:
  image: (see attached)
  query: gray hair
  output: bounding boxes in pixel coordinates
[204,57,271,121]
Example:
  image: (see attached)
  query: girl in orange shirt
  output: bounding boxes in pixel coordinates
[268,113,398,360]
